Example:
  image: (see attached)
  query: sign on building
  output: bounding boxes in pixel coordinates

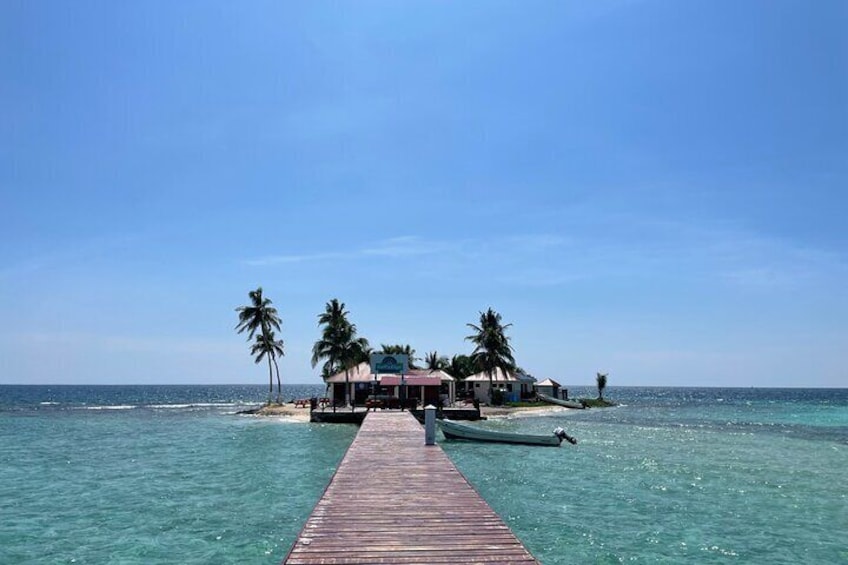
[370,354,409,374]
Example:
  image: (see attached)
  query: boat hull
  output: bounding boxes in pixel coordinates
[438,420,564,447]
[537,393,585,409]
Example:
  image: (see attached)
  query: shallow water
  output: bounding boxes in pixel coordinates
[0,385,354,564]
[1,386,845,564]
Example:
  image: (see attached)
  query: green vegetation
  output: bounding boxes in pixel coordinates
[596,372,608,400]
[235,287,284,403]
[232,293,614,415]
[490,388,505,405]
[448,354,476,379]
[424,351,449,371]
[506,400,543,408]
[311,299,369,409]
[465,308,516,406]
[580,397,616,408]
[378,344,419,369]
[250,331,284,403]
[577,372,614,407]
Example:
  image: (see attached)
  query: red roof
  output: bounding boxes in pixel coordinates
[380,376,442,387]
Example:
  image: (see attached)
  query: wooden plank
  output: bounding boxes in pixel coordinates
[283,412,539,565]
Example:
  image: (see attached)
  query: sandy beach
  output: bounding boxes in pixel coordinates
[252,403,312,422]
[479,404,576,419]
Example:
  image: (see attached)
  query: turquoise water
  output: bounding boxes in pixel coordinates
[0,385,354,564]
[445,387,848,563]
[1,386,846,564]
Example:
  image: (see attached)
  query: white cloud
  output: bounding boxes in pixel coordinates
[360,236,445,257]
[243,252,345,266]
[242,224,848,296]
[243,235,460,266]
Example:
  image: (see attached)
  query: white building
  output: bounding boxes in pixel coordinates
[535,378,564,399]
[464,367,522,403]
[324,362,456,407]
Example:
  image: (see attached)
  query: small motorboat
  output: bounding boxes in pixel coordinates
[537,393,586,409]
[438,419,577,447]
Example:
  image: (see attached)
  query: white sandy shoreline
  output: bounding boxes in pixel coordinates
[480,404,580,419]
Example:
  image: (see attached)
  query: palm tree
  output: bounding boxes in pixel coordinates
[250,332,276,400]
[311,299,369,409]
[378,344,419,369]
[353,344,373,367]
[596,372,608,400]
[235,287,282,402]
[465,308,515,405]
[448,354,476,379]
[424,351,449,372]
[311,299,348,377]
[445,354,475,399]
[268,332,285,402]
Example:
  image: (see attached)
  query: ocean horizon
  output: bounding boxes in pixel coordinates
[2,385,846,564]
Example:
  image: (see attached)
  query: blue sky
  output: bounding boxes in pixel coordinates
[2,1,846,387]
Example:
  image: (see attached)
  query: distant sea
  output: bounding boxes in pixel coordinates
[1,385,846,564]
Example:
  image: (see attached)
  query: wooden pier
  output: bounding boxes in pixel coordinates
[284,411,539,564]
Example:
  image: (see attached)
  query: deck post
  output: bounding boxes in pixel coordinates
[424,404,436,445]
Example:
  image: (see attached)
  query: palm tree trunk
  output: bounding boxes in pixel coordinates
[345,367,351,411]
[267,357,274,402]
[273,357,282,403]
[488,369,493,404]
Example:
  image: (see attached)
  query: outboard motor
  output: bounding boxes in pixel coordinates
[554,427,577,445]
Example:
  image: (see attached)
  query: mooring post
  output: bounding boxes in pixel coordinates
[424,404,436,445]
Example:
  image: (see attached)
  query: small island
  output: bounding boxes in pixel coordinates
[234,288,617,422]
[579,372,617,407]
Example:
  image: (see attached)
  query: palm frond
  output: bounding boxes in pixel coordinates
[311,298,370,378]
[464,308,516,403]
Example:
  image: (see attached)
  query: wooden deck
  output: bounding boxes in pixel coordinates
[284,411,539,565]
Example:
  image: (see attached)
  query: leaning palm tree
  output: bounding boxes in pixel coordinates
[236,287,282,402]
[235,287,281,340]
[311,299,369,409]
[268,332,285,402]
[249,332,276,400]
[596,372,608,400]
[465,308,516,405]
